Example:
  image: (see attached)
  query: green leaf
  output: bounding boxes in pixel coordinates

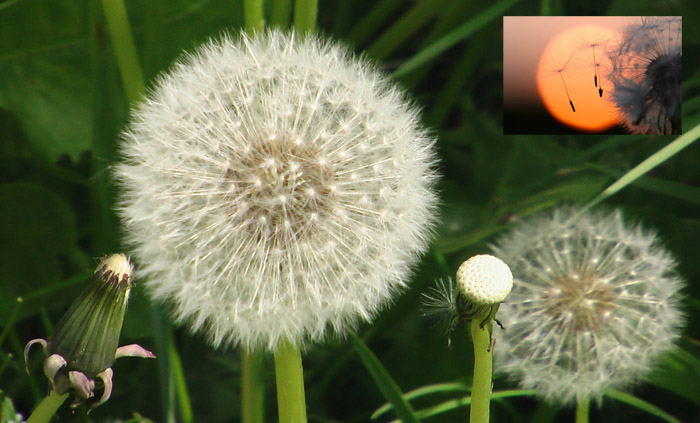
[365,0,451,60]
[345,0,405,45]
[586,163,700,207]
[372,382,469,419]
[0,56,93,162]
[646,347,700,407]
[349,332,421,423]
[392,0,520,78]
[605,390,683,423]
[584,123,700,210]
[0,0,93,162]
[0,183,79,322]
[391,390,537,423]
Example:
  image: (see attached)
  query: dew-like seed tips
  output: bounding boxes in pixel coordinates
[456,254,513,305]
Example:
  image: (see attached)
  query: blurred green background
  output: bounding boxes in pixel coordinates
[1,0,699,422]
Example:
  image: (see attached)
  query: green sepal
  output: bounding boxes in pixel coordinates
[47,259,132,377]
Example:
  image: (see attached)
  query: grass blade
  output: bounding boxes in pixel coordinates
[586,163,700,207]
[392,0,519,78]
[372,383,469,418]
[605,390,682,423]
[349,332,421,423]
[584,123,700,210]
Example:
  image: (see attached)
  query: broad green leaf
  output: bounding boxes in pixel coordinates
[0,0,93,162]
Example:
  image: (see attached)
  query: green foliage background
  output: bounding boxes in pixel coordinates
[1,0,699,422]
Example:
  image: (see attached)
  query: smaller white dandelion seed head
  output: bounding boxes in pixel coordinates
[115,29,439,352]
[455,254,513,305]
[491,206,684,405]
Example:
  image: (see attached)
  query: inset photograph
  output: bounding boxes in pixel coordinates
[504,16,681,135]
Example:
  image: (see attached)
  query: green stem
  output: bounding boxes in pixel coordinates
[274,340,307,423]
[470,319,493,423]
[26,390,69,423]
[99,0,146,103]
[576,397,590,423]
[242,350,265,423]
[244,0,265,33]
[269,0,293,27]
[293,0,318,33]
[168,331,193,423]
[0,297,22,346]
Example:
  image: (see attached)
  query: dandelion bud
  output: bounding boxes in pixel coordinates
[24,254,155,409]
[456,255,513,305]
[422,255,512,339]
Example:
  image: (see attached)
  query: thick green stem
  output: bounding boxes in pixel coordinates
[26,390,69,423]
[470,319,493,423]
[99,0,146,103]
[242,350,265,423]
[274,340,307,423]
[269,0,293,27]
[244,0,265,34]
[576,397,590,423]
[293,0,318,33]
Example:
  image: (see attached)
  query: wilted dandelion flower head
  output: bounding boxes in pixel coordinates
[115,30,438,352]
[606,16,682,134]
[491,206,683,404]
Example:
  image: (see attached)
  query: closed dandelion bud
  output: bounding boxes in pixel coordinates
[491,206,684,404]
[456,254,513,306]
[422,255,512,339]
[115,29,439,352]
[24,254,155,410]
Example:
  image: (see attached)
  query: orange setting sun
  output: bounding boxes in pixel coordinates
[537,24,621,132]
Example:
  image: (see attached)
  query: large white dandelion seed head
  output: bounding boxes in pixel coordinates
[606,17,682,134]
[115,30,439,352]
[491,206,684,404]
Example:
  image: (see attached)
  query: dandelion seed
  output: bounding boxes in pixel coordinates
[115,30,439,352]
[492,206,684,405]
[606,17,682,134]
[570,25,614,98]
[421,278,462,336]
[539,50,578,112]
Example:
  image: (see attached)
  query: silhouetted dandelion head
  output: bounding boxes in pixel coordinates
[606,17,682,134]
[115,30,439,352]
[491,206,684,404]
